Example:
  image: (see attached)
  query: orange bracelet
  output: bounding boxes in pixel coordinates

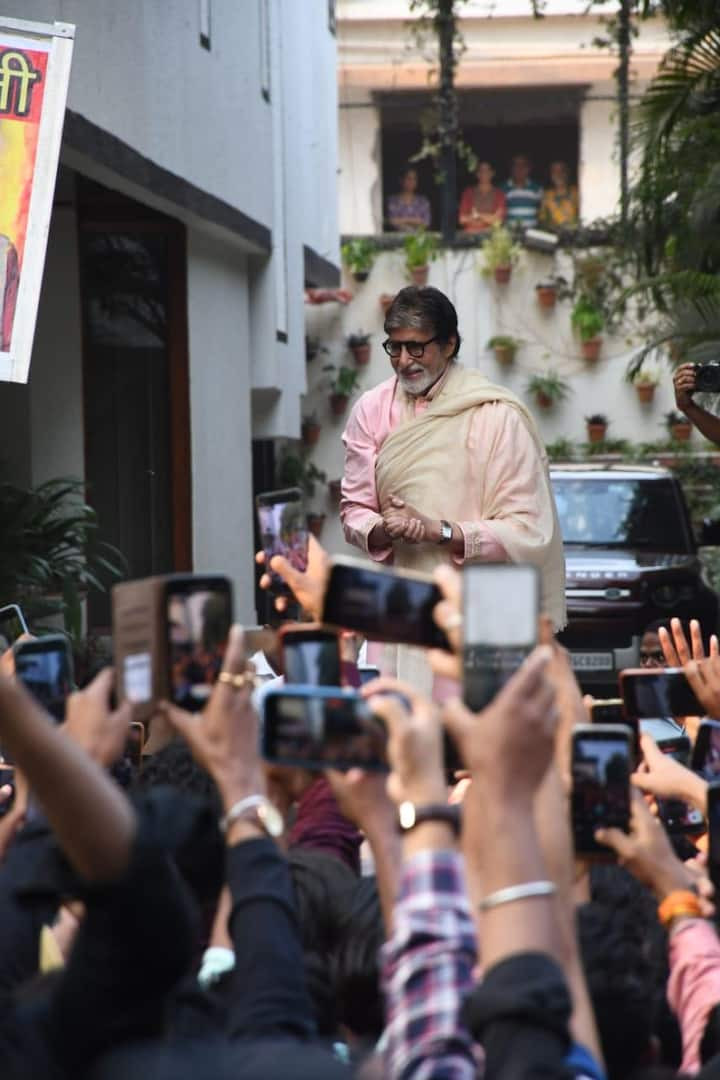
[657,890,702,929]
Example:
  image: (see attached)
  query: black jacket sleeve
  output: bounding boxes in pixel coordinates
[225,837,316,1041]
[462,952,576,1080]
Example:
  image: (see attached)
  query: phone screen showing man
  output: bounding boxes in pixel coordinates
[256,488,308,593]
[572,727,631,855]
[167,579,232,712]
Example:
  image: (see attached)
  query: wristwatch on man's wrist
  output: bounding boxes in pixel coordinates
[438,519,453,545]
[397,801,461,836]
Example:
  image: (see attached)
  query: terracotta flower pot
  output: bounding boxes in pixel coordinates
[581,337,603,363]
[409,264,429,286]
[352,270,369,284]
[671,422,692,442]
[536,285,557,310]
[494,265,512,285]
[535,392,554,410]
[330,392,350,416]
[301,422,321,448]
[307,514,326,538]
[328,479,342,504]
[635,383,655,404]
[351,343,371,366]
[493,346,516,366]
[587,423,607,444]
[379,292,395,313]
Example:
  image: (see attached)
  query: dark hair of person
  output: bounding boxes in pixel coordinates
[289,849,358,1036]
[384,285,461,358]
[578,865,682,1079]
[333,875,385,1041]
[133,737,222,817]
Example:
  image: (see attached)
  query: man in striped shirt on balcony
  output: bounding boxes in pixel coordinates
[502,154,543,229]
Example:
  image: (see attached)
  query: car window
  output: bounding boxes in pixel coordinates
[552,478,690,551]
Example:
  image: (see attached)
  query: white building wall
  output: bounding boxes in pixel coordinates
[186,230,256,622]
[20,0,274,229]
[304,248,679,559]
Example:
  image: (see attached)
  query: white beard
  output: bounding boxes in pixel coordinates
[398,369,439,397]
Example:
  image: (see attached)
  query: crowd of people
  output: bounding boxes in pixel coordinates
[387,155,579,234]
[2,541,720,1078]
[2,285,720,1078]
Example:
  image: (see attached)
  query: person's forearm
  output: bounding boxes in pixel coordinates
[0,679,135,882]
[683,400,720,445]
[466,795,563,973]
[365,821,403,934]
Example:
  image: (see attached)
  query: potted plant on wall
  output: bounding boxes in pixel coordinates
[328,478,343,504]
[325,364,362,416]
[341,237,376,283]
[301,412,321,448]
[305,336,327,364]
[346,331,371,366]
[571,296,604,362]
[585,413,608,444]
[487,335,520,366]
[535,279,559,310]
[277,449,327,494]
[666,410,692,442]
[632,369,659,404]
[526,370,571,411]
[480,223,520,284]
[403,229,439,286]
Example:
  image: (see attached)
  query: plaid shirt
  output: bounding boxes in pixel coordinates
[381,849,480,1080]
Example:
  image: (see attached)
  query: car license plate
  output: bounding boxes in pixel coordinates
[570,652,614,672]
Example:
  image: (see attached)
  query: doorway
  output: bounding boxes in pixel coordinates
[77,177,191,629]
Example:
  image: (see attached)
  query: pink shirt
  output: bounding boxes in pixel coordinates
[340,369,508,565]
[668,918,720,1073]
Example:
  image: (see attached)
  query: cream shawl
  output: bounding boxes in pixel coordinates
[375,363,566,632]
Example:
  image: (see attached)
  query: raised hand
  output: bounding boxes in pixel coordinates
[673,362,696,413]
[62,668,131,767]
[164,626,264,807]
[256,534,330,620]
[632,732,708,813]
[658,617,718,668]
[429,563,462,681]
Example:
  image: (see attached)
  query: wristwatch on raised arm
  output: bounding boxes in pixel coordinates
[438,520,453,545]
[397,801,461,836]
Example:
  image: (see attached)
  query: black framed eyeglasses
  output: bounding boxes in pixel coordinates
[382,335,439,360]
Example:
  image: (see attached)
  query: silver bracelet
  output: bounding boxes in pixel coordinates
[479,880,557,911]
[219,794,265,835]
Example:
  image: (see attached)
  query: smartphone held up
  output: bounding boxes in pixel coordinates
[571,724,632,858]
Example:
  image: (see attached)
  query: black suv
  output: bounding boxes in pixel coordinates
[552,464,719,696]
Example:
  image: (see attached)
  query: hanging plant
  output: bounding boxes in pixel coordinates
[487,335,520,366]
[535,281,558,310]
[301,413,321,447]
[403,229,439,286]
[341,237,376,283]
[571,296,605,362]
[585,413,608,444]
[346,331,372,366]
[665,410,692,443]
[480,223,520,285]
[325,364,362,416]
[525,371,571,411]
[631,368,659,405]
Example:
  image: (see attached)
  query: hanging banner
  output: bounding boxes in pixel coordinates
[0,17,74,383]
